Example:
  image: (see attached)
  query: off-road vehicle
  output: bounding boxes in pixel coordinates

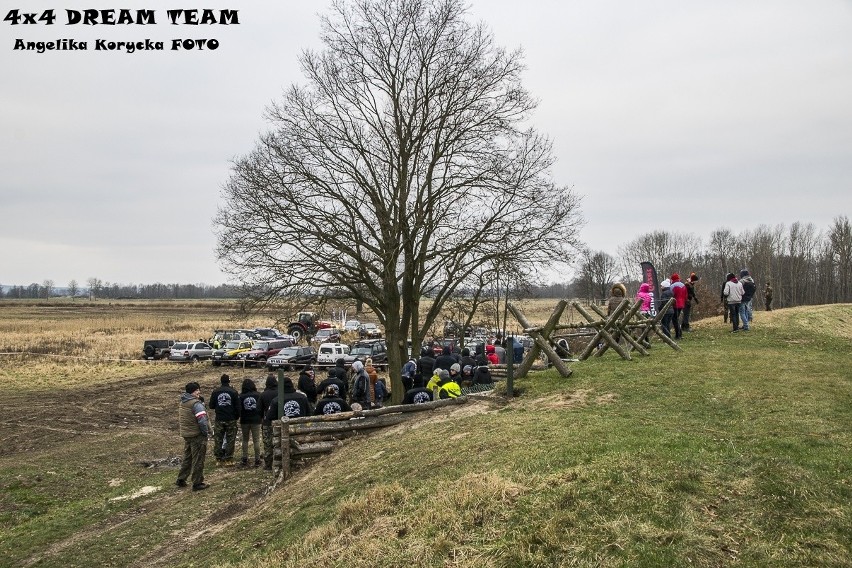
[142,339,175,360]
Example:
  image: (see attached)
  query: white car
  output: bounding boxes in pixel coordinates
[168,342,214,362]
[316,342,350,365]
[343,319,361,332]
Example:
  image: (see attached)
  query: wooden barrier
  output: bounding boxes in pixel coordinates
[273,396,469,479]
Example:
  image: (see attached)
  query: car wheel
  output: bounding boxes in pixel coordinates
[143,345,155,358]
[191,355,199,362]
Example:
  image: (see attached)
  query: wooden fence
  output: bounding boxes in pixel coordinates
[271,396,469,478]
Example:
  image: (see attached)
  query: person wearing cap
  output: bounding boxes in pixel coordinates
[209,374,240,466]
[314,384,351,415]
[176,382,211,491]
[658,279,675,338]
[682,273,700,332]
[738,269,756,331]
[262,376,310,470]
[723,272,744,332]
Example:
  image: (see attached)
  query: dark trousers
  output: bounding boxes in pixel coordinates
[672,308,683,338]
[728,303,741,331]
[660,313,673,338]
[214,419,238,460]
[178,435,207,486]
[682,302,693,330]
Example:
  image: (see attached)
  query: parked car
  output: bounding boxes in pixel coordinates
[316,342,350,365]
[343,319,361,333]
[266,346,316,370]
[142,339,175,360]
[310,327,341,344]
[168,342,214,362]
[343,339,388,369]
[211,340,254,366]
[358,322,382,339]
[209,329,259,348]
[235,338,294,366]
[254,327,289,339]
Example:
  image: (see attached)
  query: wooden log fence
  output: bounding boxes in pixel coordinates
[273,396,469,479]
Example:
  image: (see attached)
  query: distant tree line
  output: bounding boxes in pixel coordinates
[573,216,852,309]
[0,279,241,300]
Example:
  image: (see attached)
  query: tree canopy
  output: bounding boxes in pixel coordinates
[216,0,583,399]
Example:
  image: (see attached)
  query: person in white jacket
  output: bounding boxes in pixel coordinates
[722,272,745,332]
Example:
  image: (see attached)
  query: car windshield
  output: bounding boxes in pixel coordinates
[351,347,373,355]
[363,324,377,329]
[253,341,269,350]
[224,341,241,349]
[277,348,299,357]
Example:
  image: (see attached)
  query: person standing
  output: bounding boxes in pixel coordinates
[176,382,211,491]
[723,272,744,332]
[658,279,675,338]
[262,376,309,470]
[314,384,352,415]
[350,360,371,410]
[764,281,773,311]
[681,273,699,332]
[209,374,240,466]
[636,282,653,316]
[297,365,318,405]
[670,273,687,339]
[259,374,278,418]
[739,269,756,331]
[238,378,263,467]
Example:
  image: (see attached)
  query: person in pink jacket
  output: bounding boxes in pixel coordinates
[636,282,653,316]
[670,273,688,339]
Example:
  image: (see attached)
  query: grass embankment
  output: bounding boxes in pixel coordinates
[0,304,850,567]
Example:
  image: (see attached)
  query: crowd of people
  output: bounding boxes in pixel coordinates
[176,342,504,489]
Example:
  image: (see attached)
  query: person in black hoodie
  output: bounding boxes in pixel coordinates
[313,384,351,415]
[262,376,310,470]
[260,374,278,417]
[417,347,436,383]
[328,358,348,383]
[297,365,318,405]
[433,348,456,373]
[239,378,263,467]
[209,374,240,466]
[317,368,347,401]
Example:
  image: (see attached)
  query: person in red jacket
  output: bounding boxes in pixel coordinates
[670,273,688,339]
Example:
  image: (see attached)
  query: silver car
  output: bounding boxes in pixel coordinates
[168,342,214,362]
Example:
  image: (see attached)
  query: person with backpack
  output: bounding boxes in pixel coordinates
[739,269,756,331]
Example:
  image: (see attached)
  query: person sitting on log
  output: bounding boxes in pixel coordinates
[313,384,351,415]
[402,376,433,405]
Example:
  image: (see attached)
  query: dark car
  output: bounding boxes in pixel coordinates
[142,339,175,360]
[343,339,388,370]
[358,322,382,339]
[266,346,316,370]
[236,338,293,366]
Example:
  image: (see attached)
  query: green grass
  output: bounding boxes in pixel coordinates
[1,305,850,567]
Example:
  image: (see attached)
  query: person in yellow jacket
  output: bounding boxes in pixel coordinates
[438,375,461,399]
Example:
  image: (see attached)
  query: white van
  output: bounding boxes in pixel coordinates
[316,342,350,364]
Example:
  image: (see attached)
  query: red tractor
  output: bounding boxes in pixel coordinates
[287,312,333,343]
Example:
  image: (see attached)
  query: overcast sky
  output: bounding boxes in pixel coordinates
[2,0,850,287]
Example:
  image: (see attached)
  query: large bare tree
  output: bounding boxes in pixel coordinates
[215,0,582,401]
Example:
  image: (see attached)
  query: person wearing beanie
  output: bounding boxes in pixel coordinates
[209,373,240,466]
[658,279,675,338]
[238,378,263,467]
[738,269,756,331]
[262,376,309,470]
[438,370,462,399]
[670,273,687,339]
[314,383,351,415]
[682,273,700,332]
[723,272,744,332]
[176,382,211,491]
